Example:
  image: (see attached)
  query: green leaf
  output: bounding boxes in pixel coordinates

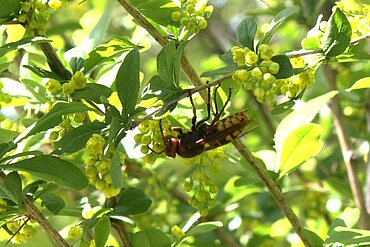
[26,102,94,138]
[301,37,321,50]
[132,229,171,247]
[110,147,123,188]
[94,216,111,247]
[19,78,48,103]
[346,77,370,92]
[142,75,182,115]
[278,124,324,177]
[40,193,65,215]
[0,129,18,143]
[236,18,257,50]
[0,0,21,19]
[55,121,108,154]
[157,41,176,85]
[259,6,300,45]
[71,83,113,104]
[274,91,338,162]
[324,208,370,246]
[270,100,295,115]
[174,41,187,86]
[324,227,370,246]
[132,0,180,27]
[271,55,293,79]
[23,65,64,80]
[69,57,84,74]
[113,187,152,216]
[333,207,360,228]
[302,228,324,247]
[4,155,88,190]
[186,221,223,236]
[0,37,51,57]
[84,38,139,73]
[115,49,140,118]
[322,8,352,58]
[200,64,239,78]
[4,172,22,204]
[0,183,17,203]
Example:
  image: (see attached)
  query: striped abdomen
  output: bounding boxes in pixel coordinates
[204,110,250,149]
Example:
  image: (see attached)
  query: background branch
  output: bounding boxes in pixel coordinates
[324,68,370,229]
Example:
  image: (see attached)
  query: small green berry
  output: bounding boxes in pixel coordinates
[62,82,75,95]
[171,11,182,22]
[198,17,208,29]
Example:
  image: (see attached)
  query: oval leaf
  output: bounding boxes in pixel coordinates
[157,41,176,85]
[186,221,223,236]
[115,49,140,118]
[83,38,138,73]
[275,91,338,158]
[346,77,370,92]
[4,171,22,204]
[322,8,352,58]
[56,121,108,154]
[259,6,300,45]
[95,216,111,247]
[236,18,257,50]
[278,124,324,177]
[41,193,65,215]
[26,102,94,138]
[113,187,152,216]
[4,155,88,190]
[132,229,171,247]
[271,55,293,79]
[71,83,113,104]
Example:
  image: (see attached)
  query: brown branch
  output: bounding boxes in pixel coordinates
[33,30,71,80]
[324,68,370,229]
[232,140,311,246]
[0,172,69,247]
[22,197,70,247]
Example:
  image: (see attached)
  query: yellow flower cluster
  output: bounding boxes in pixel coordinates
[84,134,125,198]
[171,0,213,34]
[45,71,87,95]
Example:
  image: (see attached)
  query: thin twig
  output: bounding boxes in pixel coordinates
[325,68,370,229]
[285,33,370,58]
[131,76,231,128]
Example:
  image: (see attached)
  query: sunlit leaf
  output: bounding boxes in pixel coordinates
[132,229,171,247]
[346,77,370,92]
[186,221,223,236]
[278,124,324,177]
